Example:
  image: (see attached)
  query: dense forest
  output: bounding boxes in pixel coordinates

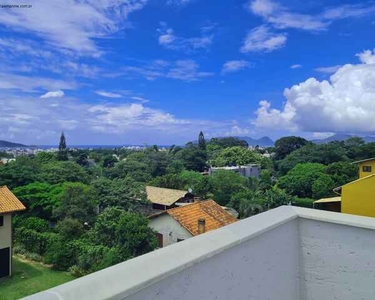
[1,132,374,276]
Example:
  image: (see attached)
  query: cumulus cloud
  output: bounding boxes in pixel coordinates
[240,25,287,53]
[222,60,251,74]
[290,64,302,69]
[254,50,375,134]
[157,23,213,53]
[95,90,122,98]
[40,90,65,98]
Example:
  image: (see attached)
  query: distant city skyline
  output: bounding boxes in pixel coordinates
[1,0,375,144]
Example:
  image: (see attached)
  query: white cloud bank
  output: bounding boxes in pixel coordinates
[254,49,375,134]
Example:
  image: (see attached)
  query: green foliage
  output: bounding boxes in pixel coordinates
[274,136,310,160]
[92,177,147,210]
[16,217,50,232]
[312,174,336,199]
[0,156,40,188]
[292,198,315,208]
[198,131,206,151]
[40,161,89,184]
[208,137,248,148]
[110,158,152,182]
[278,163,327,198]
[14,228,57,255]
[55,218,85,240]
[13,182,63,220]
[53,183,97,224]
[179,171,212,198]
[149,173,186,190]
[45,237,79,270]
[58,132,68,161]
[228,190,265,218]
[174,143,207,172]
[211,146,261,167]
[326,161,358,186]
[277,143,348,175]
[211,170,248,206]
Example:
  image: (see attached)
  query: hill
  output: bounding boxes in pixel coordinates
[0,140,28,148]
[312,134,375,144]
[236,136,274,147]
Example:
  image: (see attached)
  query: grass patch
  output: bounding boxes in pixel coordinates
[0,255,74,300]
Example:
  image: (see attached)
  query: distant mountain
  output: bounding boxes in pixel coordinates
[236,136,274,147]
[312,134,375,144]
[0,140,28,148]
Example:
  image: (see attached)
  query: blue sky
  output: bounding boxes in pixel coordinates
[1,0,375,145]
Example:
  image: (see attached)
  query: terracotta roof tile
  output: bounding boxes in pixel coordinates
[0,186,26,214]
[167,200,237,236]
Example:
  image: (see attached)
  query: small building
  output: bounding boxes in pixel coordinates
[209,164,260,179]
[0,186,26,278]
[145,186,194,211]
[149,200,237,248]
[314,157,375,218]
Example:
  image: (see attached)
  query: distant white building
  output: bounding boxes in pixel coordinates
[209,164,260,179]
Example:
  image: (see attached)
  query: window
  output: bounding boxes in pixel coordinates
[0,216,3,227]
[363,166,372,173]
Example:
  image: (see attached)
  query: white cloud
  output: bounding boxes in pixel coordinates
[0,0,148,56]
[247,0,375,31]
[157,23,213,53]
[95,90,122,98]
[167,0,191,5]
[356,49,375,65]
[40,90,65,98]
[115,59,214,81]
[290,64,302,69]
[222,60,251,74]
[254,50,375,134]
[240,25,287,53]
[0,72,77,91]
[315,65,343,74]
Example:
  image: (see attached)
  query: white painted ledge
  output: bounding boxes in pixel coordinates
[23,206,375,300]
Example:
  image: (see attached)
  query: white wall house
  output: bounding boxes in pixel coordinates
[149,200,237,248]
[0,186,26,278]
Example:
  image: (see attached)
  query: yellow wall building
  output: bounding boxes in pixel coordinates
[315,158,375,218]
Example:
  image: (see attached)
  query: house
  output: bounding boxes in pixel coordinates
[209,164,260,179]
[145,186,194,211]
[0,186,26,278]
[149,200,237,248]
[314,157,375,218]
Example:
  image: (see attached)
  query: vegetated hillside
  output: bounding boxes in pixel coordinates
[312,134,375,144]
[0,140,27,148]
[235,136,274,147]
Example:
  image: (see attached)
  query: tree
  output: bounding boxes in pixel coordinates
[102,155,118,168]
[58,132,68,161]
[115,211,157,257]
[198,131,206,151]
[312,174,336,199]
[0,156,40,189]
[277,143,348,175]
[210,170,248,206]
[274,136,310,160]
[229,190,265,218]
[13,182,63,220]
[211,146,261,167]
[278,163,327,198]
[92,177,147,210]
[56,218,85,240]
[174,144,207,172]
[179,170,212,199]
[40,161,90,184]
[209,137,248,148]
[53,183,97,224]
